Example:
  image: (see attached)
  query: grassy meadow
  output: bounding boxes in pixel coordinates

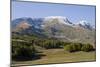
[12,49,95,66]
[11,34,96,66]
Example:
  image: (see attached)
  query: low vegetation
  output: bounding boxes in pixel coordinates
[81,44,94,52]
[12,34,95,62]
[64,43,94,52]
[12,41,38,61]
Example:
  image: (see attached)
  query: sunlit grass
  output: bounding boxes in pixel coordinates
[12,49,96,66]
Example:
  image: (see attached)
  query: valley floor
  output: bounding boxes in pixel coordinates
[11,49,96,66]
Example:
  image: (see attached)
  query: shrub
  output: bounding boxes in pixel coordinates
[64,43,94,52]
[73,43,83,51]
[81,44,94,52]
[64,45,73,52]
[12,41,37,60]
[39,40,62,49]
[15,46,35,60]
[64,43,82,52]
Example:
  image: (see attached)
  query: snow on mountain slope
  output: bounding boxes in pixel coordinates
[12,16,94,30]
[43,16,74,26]
[76,20,94,30]
[11,16,95,45]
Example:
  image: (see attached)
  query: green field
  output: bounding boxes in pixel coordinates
[12,49,96,66]
[11,34,96,66]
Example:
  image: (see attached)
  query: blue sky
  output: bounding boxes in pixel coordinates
[12,1,95,25]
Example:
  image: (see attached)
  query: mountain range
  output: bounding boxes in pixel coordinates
[11,16,95,45]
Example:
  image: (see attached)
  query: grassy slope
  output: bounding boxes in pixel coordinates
[12,49,96,66]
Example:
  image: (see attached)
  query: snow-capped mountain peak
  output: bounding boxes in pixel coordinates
[43,16,73,26]
[79,20,90,26]
[12,17,95,31]
[77,20,94,30]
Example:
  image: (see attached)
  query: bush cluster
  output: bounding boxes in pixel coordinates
[12,41,37,60]
[34,39,64,49]
[81,44,94,52]
[64,43,94,52]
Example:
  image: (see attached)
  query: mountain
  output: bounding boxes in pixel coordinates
[44,16,73,25]
[11,17,46,37]
[11,17,44,29]
[76,20,94,30]
[11,16,95,45]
